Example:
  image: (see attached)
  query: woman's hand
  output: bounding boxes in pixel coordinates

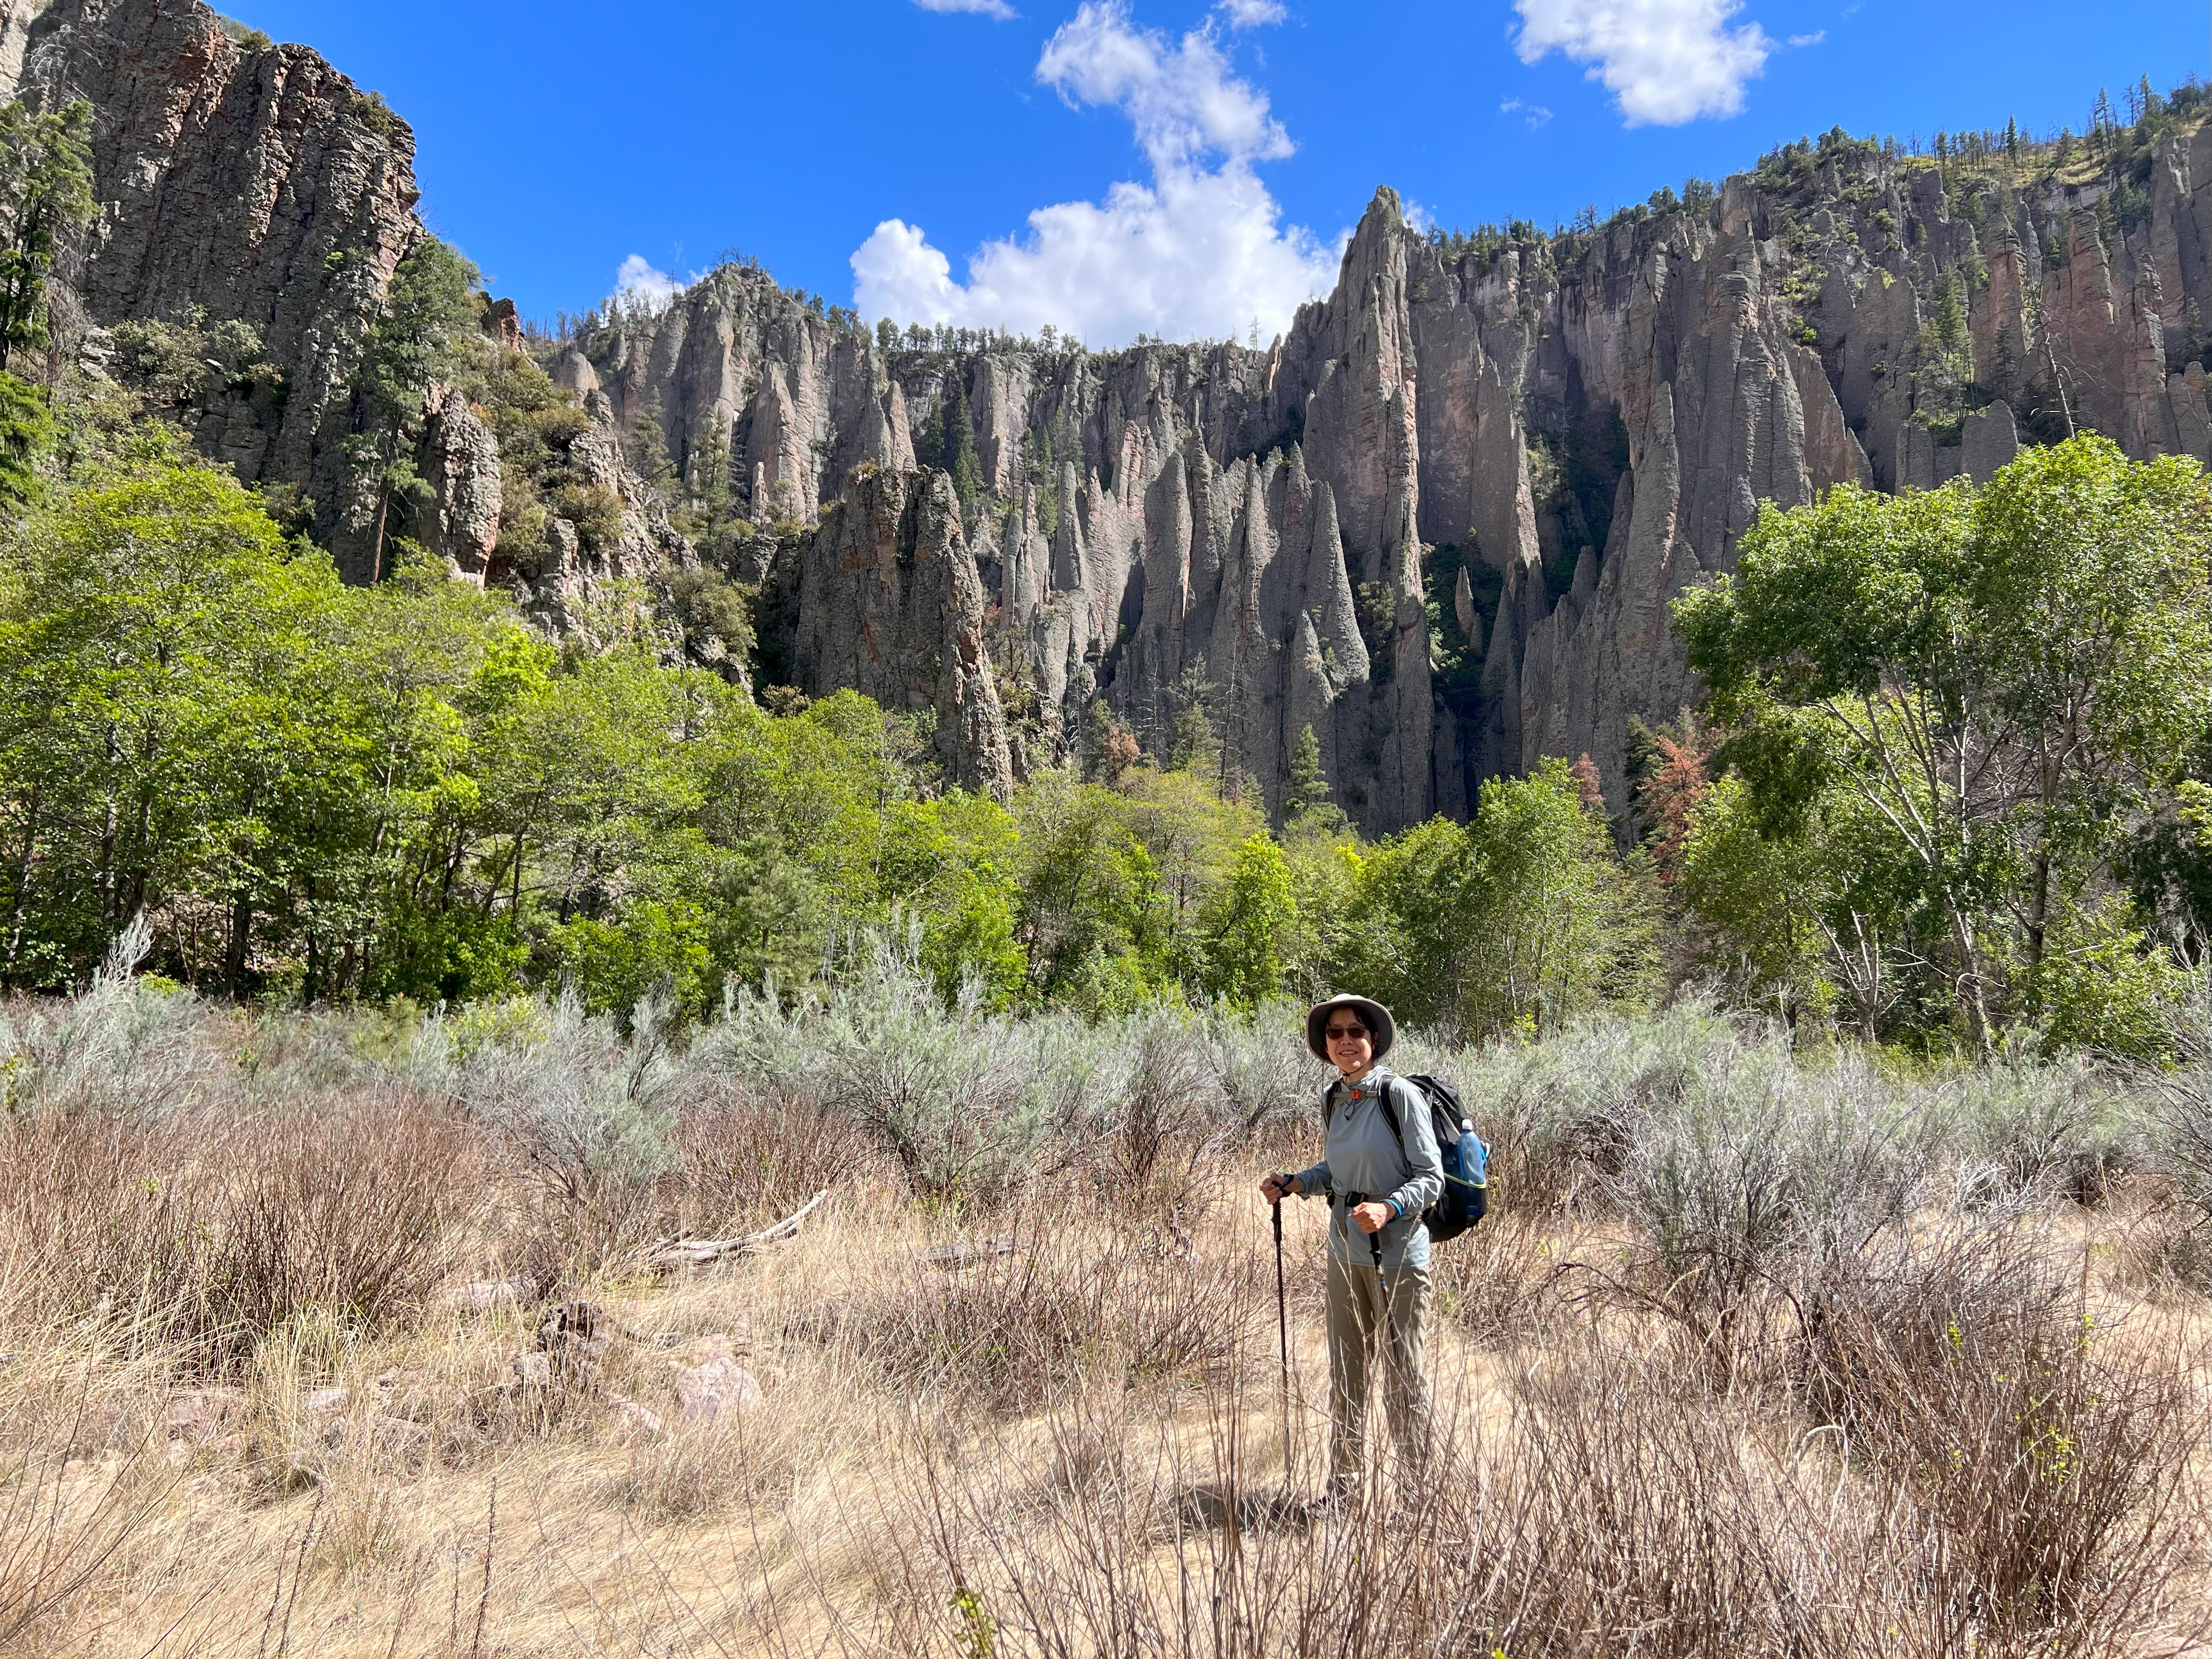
[1351,1200,1393,1235]
[1260,1172,1300,1205]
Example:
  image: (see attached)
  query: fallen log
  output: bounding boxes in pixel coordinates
[629,1189,832,1273]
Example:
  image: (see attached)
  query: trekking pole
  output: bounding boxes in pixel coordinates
[1271,1175,1292,1464]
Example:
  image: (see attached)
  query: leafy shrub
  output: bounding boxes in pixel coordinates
[550,482,624,553]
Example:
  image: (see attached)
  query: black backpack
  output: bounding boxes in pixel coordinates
[1325,1073,1491,1242]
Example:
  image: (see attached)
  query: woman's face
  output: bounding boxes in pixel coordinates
[1324,1013,1374,1079]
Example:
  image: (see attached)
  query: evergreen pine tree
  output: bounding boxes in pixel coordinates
[628,390,675,488]
[1167,665,1220,776]
[939,366,983,509]
[0,99,94,366]
[1933,273,1967,356]
[1283,724,1347,836]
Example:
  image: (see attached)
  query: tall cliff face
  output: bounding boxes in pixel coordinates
[12,0,698,614]
[602,127,2212,828]
[10,1,2208,828]
[788,465,1013,798]
[0,0,421,569]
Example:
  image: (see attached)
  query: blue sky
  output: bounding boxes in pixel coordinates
[225,0,2208,346]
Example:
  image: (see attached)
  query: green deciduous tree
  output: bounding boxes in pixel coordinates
[1017,777,1171,1014]
[1336,759,1655,1040]
[0,449,348,988]
[1200,833,1297,1007]
[1678,436,2212,1049]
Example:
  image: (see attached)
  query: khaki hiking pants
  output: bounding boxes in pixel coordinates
[1324,1254,1432,1489]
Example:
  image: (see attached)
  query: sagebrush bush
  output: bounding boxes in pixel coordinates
[0,921,233,1121]
[1797,1226,2195,1642]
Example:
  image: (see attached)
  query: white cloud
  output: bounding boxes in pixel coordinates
[1785,29,1824,45]
[1036,2,1291,168]
[1500,96,1554,128]
[915,0,1019,18]
[853,1,1341,346]
[1215,0,1286,26]
[1512,0,1773,125]
[614,254,686,313]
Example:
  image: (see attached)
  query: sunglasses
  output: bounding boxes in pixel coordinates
[1324,1024,1369,1041]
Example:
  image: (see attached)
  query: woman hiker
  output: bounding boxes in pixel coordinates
[1260,994,1443,1499]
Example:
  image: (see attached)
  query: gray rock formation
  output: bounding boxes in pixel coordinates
[787,466,1013,797]
[417,382,501,577]
[17,0,2212,833]
[0,0,421,572]
[9,0,698,627]
[633,136,2212,830]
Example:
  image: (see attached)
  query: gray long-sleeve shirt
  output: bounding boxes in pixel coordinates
[1291,1066,1444,1271]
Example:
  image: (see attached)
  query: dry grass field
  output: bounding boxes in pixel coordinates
[3,942,2211,1656]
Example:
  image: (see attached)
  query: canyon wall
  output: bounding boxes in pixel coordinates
[15,0,2212,826]
[594,128,2212,824]
[0,0,419,573]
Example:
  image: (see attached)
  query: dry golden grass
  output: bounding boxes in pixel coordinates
[2,1159,2207,1656]
[2,993,2210,1656]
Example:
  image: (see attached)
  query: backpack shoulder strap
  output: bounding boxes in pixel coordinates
[1373,1078,1407,1155]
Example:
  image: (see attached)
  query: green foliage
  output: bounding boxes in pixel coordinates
[352,237,482,573]
[878,791,1027,1007]
[2034,898,2186,1060]
[1678,436,2212,1050]
[349,89,402,143]
[111,309,286,424]
[217,16,274,50]
[1200,834,1297,1007]
[663,563,755,675]
[550,481,623,553]
[0,448,348,990]
[1339,760,1657,1041]
[1015,777,1172,1014]
[0,368,51,507]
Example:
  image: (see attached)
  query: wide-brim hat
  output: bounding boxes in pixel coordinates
[1306,994,1396,1063]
